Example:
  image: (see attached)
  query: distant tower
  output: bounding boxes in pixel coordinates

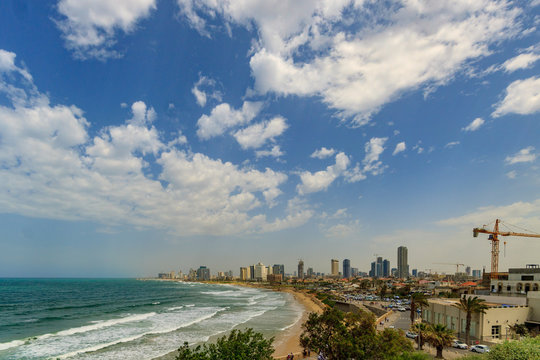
[376,257,383,277]
[397,246,409,279]
[331,259,339,276]
[298,260,304,279]
[343,259,351,279]
[383,259,390,277]
[465,266,471,276]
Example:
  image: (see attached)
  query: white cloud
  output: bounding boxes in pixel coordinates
[502,52,540,73]
[0,50,310,236]
[363,137,387,175]
[311,147,335,159]
[56,0,157,60]
[492,76,540,117]
[392,142,406,156]
[179,1,522,124]
[0,50,32,81]
[505,147,537,165]
[462,117,485,132]
[196,101,263,139]
[506,170,517,179]
[233,116,287,149]
[255,145,284,158]
[191,75,222,107]
[297,152,349,195]
[323,220,360,239]
[445,141,460,148]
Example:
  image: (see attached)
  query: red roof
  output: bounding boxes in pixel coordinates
[460,281,478,287]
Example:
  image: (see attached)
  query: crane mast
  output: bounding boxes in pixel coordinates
[473,219,540,279]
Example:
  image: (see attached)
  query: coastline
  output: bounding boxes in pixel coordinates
[150,281,325,360]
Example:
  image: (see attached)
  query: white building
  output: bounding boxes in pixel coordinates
[254,262,267,281]
[491,265,540,295]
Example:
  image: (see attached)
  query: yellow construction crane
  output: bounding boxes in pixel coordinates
[434,262,466,273]
[473,219,540,279]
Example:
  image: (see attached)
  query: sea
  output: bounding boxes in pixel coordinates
[0,279,302,359]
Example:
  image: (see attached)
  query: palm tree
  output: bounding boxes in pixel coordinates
[453,296,489,345]
[424,324,454,359]
[410,293,428,326]
[411,322,428,350]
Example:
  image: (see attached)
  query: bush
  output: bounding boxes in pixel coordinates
[175,328,274,360]
[487,336,540,360]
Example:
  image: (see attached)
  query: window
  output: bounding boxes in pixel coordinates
[521,275,533,281]
[507,285,511,292]
[491,325,501,339]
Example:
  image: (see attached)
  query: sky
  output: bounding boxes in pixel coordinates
[0,0,539,278]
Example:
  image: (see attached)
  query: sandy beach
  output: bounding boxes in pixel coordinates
[271,287,325,359]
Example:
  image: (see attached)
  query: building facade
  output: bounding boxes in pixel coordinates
[343,259,351,279]
[397,246,409,279]
[273,264,285,276]
[490,265,540,295]
[196,266,210,281]
[298,260,304,279]
[383,259,390,277]
[423,295,530,343]
[254,262,267,281]
[331,259,339,276]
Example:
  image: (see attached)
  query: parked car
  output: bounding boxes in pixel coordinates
[470,345,490,353]
[406,331,418,339]
[452,340,468,349]
[397,307,406,312]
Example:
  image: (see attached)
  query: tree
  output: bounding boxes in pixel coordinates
[508,323,528,339]
[424,324,454,359]
[484,336,540,360]
[411,322,428,350]
[410,293,428,327]
[453,296,489,345]
[380,284,388,299]
[175,328,274,360]
[300,307,412,360]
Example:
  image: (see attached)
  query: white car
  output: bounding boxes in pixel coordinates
[452,340,468,349]
[406,331,418,339]
[470,345,490,353]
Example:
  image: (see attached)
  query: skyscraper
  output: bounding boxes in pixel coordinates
[298,260,304,279]
[331,259,339,276]
[273,264,285,276]
[370,261,376,277]
[397,246,409,279]
[343,259,351,278]
[254,262,267,281]
[376,256,383,277]
[197,266,210,281]
[383,259,390,277]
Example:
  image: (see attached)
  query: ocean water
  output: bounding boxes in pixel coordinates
[0,279,302,359]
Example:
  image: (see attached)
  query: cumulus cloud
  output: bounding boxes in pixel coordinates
[196,101,263,139]
[506,170,517,179]
[233,116,287,149]
[56,0,157,60]
[297,152,350,195]
[462,118,485,132]
[323,220,360,239]
[0,50,310,236]
[179,0,522,124]
[392,142,406,156]
[191,75,222,107]
[311,147,335,159]
[255,145,284,158]
[363,137,388,175]
[502,52,540,73]
[492,76,540,117]
[505,146,537,164]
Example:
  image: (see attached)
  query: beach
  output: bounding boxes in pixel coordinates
[271,288,324,359]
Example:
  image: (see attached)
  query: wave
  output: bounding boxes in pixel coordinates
[185,304,195,307]
[55,309,224,359]
[167,306,184,311]
[0,339,25,351]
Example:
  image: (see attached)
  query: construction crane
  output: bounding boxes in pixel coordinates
[434,262,466,273]
[473,219,540,279]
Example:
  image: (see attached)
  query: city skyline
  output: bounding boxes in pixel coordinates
[1,1,540,277]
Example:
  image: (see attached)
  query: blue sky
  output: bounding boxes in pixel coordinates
[0,0,539,277]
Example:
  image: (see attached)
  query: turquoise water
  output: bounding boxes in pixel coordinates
[0,279,301,359]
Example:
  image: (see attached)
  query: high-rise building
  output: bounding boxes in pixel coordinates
[412,268,418,277]
[331,259,339,276]
[298,260,304,279]
[472,270,482,279]
[250,265,255,280]
[383,259,390,277]
[370,262,376,277]
[391,268,397,277]
[343,259,351,278]
[376,257,383,277]
[196,266,210,281]
[466,266,471,276]
[273,264,285,276]
[397,246,409,279]
[307,267,314,278]
[351,268,358,277]
[254,262,267,281]
[240,267,248,280]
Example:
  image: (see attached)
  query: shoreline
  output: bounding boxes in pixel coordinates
[151,281,325,360]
